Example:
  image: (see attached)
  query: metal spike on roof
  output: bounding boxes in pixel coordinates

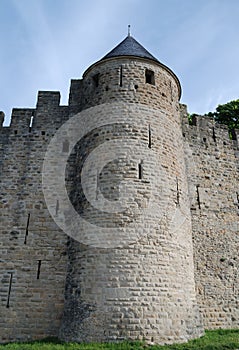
[128,24,131,37]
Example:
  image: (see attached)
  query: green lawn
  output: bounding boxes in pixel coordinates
[1,329,239,350]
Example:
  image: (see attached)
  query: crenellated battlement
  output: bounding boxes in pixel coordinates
[180,103,239,151]
[0,34,238,345]
[0,111,5,127]
[10,108,34,132]
[180,104,239,331]
[36,91,61,110]
[0,91,70,140]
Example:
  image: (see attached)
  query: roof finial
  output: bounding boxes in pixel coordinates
[128,24,131,37]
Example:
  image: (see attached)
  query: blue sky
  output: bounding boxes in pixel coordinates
[0,0,239,125]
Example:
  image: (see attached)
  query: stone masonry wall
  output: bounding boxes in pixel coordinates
[181,105,239,329]
[0,92,69,342]
[59,58,203,344]
[69,57,180,114]
[0,51,238,345]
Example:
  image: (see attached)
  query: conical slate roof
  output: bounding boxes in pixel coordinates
[83,33,182,99]
[101,35,159,62]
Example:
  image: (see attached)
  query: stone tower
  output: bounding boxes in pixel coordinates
[57,34,204,343]
[1,32,238,345]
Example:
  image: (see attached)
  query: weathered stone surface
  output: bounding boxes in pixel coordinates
[181,106,239,330]
[0,35,238,344]
[0,97,69,342]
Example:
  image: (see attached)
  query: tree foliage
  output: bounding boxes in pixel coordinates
[207,99,239,132]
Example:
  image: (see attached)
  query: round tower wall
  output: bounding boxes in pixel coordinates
[59,57,203,344]
[81,58,180,114]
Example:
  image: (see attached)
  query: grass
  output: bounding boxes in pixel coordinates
[0,329,238,350]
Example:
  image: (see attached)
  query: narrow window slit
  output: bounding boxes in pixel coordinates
[96,169,100,200]
[236,192,239,209]
[145,69,155,85]
[176,177,180,205]
[37,260,42,280]
[119,66,123,87]
[6,273,13,308]
[24,213,30,244]
[148,124,152,148]
[212,127,216,142]
[138,161,143,179]
[196,185,201,209]
[170,81,173,101]
[56,200,59,216]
